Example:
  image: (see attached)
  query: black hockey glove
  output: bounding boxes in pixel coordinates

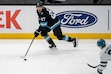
[34,30,40,37]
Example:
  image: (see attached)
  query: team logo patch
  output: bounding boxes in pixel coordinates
[56,11,98,28]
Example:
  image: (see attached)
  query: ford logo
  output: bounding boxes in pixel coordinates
[56,11,98,28]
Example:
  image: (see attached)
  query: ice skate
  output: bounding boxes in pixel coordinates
[49,44,57,49]
[97,69,103,74]
[73,37,78,47]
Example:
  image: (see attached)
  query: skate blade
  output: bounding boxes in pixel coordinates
[50,47,58,50]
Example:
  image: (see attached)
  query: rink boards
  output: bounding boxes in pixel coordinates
[0,5,111,39]
[0,33,111,39]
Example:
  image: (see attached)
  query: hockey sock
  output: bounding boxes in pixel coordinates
[44,35,55,45]
[62,36,73,42]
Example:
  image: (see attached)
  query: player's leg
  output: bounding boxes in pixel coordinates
[44,35,56,48]
[57,35,78,47]
[53,25,78,47]
[97,61,107,74]
[41,31,56,48]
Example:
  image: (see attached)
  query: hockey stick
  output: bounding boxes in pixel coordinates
[87,63,100,68]
[20,36,36,61]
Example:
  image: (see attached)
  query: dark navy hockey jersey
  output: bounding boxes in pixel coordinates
[37,7,61,30]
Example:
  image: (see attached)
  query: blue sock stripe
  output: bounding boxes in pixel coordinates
[44,35,51,41]
[63,36,69,41]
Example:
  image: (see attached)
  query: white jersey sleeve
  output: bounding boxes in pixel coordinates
[100,44,111,62]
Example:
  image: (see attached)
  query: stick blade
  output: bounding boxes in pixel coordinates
[87,63,99,68]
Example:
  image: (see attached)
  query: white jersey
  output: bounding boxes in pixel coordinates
[97,43,111,73]
[100,44,111,62]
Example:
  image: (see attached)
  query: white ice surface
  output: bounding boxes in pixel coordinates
[0,39,111,74]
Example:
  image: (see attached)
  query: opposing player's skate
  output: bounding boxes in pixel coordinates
[97,69,103,74]
[73,37,78,47]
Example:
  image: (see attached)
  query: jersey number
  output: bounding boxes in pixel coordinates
[47,8,56,19]
[108,50,111,55]
[105,45,111,55]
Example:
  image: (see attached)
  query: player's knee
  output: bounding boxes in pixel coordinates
[56,35,63,40]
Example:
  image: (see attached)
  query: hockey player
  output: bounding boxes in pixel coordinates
[34,1,78,48]
[97,39,111,74]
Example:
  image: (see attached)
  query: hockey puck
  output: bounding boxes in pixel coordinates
[24,59,27,61]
